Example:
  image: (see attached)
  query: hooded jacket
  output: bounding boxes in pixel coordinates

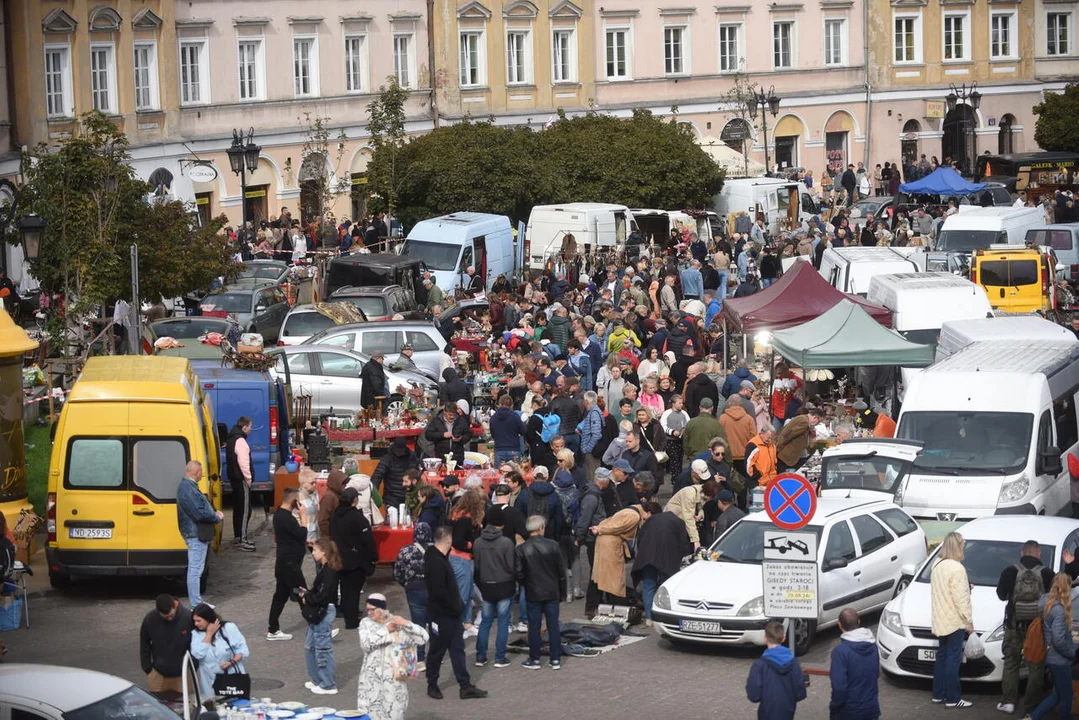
[746,644,808,720]
[829,627,881,720]
[417,492,447,529]
[439,367,472,408]
[359,357,388,409]
[317,470,346,538]
[526,480,564,540]
[472,525,518,601]
[372,438,420,507]
[394,522,434,591]
[684,373,720,418]
[722,367,758,398]
[490,405,527,451]
[576,483,608,542]
[546,313,572,351]
[425,545,464,618]
[775,415,814,467]
[330,503,377,574]
[720,405,758,462]
[746,435,779,487]
[1040,594,1077,667]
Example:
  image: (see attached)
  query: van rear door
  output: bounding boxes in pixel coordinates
[128,435,190,568]
[60,433,129,568]
[211,384,272,491]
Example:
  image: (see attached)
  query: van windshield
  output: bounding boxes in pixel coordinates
[897,411,1033,473]
[936,230,1007,253]
[400,239,460,271]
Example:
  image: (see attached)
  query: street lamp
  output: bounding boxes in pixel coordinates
[16,213,45,262]
[946,83,981,174]
[747,85,781,175]
[225,127,261,226]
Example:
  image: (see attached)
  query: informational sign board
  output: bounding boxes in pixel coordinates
[763,530,818,563]
[763,560,819,619]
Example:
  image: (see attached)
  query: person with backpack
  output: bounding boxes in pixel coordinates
[472,506,518,669]
[996,540,1055,714]
[525,466,564,542]
[553,449,582,602]
[1027,572,1077,720]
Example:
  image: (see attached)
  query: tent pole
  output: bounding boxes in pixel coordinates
[723,317,728,376]
[769,345,776,422]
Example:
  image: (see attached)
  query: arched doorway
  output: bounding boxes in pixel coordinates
[824,110,855,177]
[942,105,977,176]
[299,153,328,225]
[772,114,806,172]
[998,114,1017,155]
[721,118,752,156]
[901,119,921,177]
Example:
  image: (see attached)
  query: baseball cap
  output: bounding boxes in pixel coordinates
[613,459,635,475]
[486,505,506,527]
[691,459,712,480]
[339,487,359,505]
[594,467,612,481]
[717,489,735,504]
[533,465,549,478]
[699,397,714,410]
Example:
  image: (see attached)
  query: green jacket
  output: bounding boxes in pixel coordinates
[683,413,726,459]
[426,284,445,310]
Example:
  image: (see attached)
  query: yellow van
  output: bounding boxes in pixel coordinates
[971,245,1056,315]
[45,356,224,588]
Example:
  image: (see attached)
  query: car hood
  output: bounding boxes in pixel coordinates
[663,559,764,612]
[387,366,437,390]
[889,581,1003,635]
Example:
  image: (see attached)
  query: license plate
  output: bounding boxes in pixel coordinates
[917,648,936,662]
[679,620,723,634]
[69,527,112,539]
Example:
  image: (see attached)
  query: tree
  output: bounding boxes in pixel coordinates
[1033,84,1079,153]
[298,112,348,243]
[366,77,410,215]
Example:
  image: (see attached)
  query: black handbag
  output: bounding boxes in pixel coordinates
[212,629,251,700]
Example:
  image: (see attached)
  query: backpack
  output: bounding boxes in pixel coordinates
[540,413,562,443]
[556,485,580,531]
[1023,615,1047,664]
[1012,563,1044,623]
[527,492,556,539]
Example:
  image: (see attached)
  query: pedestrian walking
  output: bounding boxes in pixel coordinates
[225,417,256,552]
[300,538,342,696]
[516,515,567,670]
[176,461,223,609]
[631,501,690,626]
[139,594,193,695]
[190,604,249,699]
[746,621,808,720]
[449,488,485,637]
[357,593,431,720]
[393,522,434,670]
[829,608,880,720]
[472,505,517,668]
[930,532,974,708]
[996,540,1055,714]
[331,487,378,631]
[267,487,308,641]
[1027,572,1077,720]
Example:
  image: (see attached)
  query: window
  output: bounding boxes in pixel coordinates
[293,37,319,97]
[605,28,629,79]
[133,42,158,110]
[393,34,413,88]
[345,35,366,93]
[319,333,356,351]
[179,41,209,105]
[824,18,845,66]
[874,508,919,537]
[274,351,312,375]
[361,330,401,356]
[894,15,920,63]
[90,44,116,113]
[1054,392,1079,451]
[943,13,968,61]
[773,21,793,68]
[1048,13,1070,56]
[14,710,51,720]
[991,12,1015,59]
[407,330,440,352]
[553,29,576,82]
[507,31,530,85]
[44,45,72,118]
[719,24,740,72]
[317,352,363,378]
[133,439,188,501]
[851,514,893,554]
[664,26,686,75]
[237,40,263,101]
[1039,409,1055,454]
[66,438,124,488]
[824,521,858,563]
[459,31,485,87]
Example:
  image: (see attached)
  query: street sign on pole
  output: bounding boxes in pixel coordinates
[763,559,819,619]
[763,473,817,531]
[763,530,817,563]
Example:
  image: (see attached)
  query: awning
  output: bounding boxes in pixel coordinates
[698,136,767,178]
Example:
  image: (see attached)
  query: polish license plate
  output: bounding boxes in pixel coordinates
[69,527,112,539]
[917,648,936,662]
[680,619,723,634]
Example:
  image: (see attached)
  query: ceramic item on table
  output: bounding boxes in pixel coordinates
[268,712,295,719]
[294,713,324,720]
[333,713,365,719]
[307,709,336,716]
[277,703,305,711]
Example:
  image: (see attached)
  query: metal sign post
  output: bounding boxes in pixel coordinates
[762,474,820,652]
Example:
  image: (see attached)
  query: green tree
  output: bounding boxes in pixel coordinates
[366,77,410,215]
[298,112,348,232]
[1033,83,1079,153]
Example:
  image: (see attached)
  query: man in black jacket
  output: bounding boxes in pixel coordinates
[330,488,377,630]
[425,526,488,700]
[516,515,567,669]
[424,404,471,464]
[472,506,518,667]
[840,164,857,206]
[684,362,719,418]
[631,501,691,626]
[139,594,193,694]
[267,487,308,641]
[439,367,472,408]
[372,437,420,508]
[359,352,389,411]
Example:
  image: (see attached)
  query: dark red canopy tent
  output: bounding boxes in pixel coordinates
[721,260,893,332]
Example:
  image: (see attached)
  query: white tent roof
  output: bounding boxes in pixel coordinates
[697,136,766,178]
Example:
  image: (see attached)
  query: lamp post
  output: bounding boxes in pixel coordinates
[946,83,981,174]
[225,128,261,227]
[747,85,781,176]
[15,214,45,263]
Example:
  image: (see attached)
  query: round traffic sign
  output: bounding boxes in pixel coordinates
[763,473,818,531]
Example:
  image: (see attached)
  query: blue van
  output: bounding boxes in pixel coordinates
[190,361,290,493]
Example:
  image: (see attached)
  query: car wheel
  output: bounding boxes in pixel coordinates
[792,618,816,656]
[894,575,911,598]
[48,568,71,589]
[385,394,406,418]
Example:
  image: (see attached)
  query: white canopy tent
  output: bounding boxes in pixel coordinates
[697,136,766,178]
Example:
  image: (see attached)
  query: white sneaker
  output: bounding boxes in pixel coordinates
[266,630,292,641]
[996,703,1015,714]
[515,622,529,633]
[310,685,338,695]
[462,626,479,639]
[331,628,340,639]
[573,588,585,599]
[304,681,317,691]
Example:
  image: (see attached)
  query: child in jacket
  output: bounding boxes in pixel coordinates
[746,621,808,720]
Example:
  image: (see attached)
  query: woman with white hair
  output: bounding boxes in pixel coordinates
[356,593,429,720]
[930,532,974,708]
[346,473,384,527]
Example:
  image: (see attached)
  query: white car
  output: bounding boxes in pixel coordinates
[278,305,345,346]
[878,515,1079,683]
[0,664,189,719]
[653,498,928,654]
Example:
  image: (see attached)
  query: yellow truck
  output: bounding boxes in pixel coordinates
[971,245,1058,316]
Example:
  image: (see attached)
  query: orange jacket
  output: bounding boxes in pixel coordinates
[873,415,897,439]
[745,435,778,487]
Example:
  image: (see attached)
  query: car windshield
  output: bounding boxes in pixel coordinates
[283,311,337,337]
[820,455,908,493]
[898,411,1033,472]
[64,685,180,720]
[338,296,389,318]
[241,264,285,280]
[151,319,230,339]
[203,293,251,313]
[709,520,822,563]
[916,539,1056,587]
[400,239,461,271]
[937,229,1007,253]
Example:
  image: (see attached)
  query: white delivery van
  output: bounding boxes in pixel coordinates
[400,212,519,296]
[867,272,993,347]
[936,205,1046,255]
[524,203,636,269]
[819,246,926,296]
[894,340,1079,521]
[711,178,819,236]
[935,315,1074,362]
[630,209,715,248]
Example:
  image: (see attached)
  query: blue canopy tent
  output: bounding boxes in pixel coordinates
[899,166,987,195]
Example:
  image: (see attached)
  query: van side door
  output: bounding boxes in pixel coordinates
[1052,391,1079,513]
[129,437,191,565]
[1037,408,1068,515]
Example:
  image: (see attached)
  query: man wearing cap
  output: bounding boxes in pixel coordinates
[621,430,658,479]
[611,459,639,509]
[714,488,745,537]
[684,397,725,460]
[359,351,389,412]
[389,343,421,375]
[576,469,611,618]
[673,457,714,493]
[424,277,444,313]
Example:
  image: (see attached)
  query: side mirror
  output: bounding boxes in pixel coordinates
[900,563,915,579]
[823,557,848,572]
[217,422,229,446]
[1039,446,1064,476]
[255,305,267,313]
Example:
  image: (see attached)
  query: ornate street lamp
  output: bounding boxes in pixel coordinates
[747,85,781,175]
[226,128,261,226]
[16,213,45,262]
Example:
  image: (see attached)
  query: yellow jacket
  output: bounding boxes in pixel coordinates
[930,558,973,637]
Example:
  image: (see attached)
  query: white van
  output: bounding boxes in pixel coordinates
[935,315,1074,362]
[711,178,819,236]
[894,340,1079,521]
[400,212,519,296]
[524,203,636,269]
[867,273,993,347]
[936,205,1046,255]
[630,209,714,247]
[819,246,926,296]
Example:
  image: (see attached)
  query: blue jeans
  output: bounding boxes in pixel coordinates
[762,278,774,288]
[717,270,729,301]
[932,629,967,704]
[494,450,520,465]
[304,604,337,690]
[449,555,474,625]
[526,599,562,663]
[476,597,513,662]
[406,588,428,661]
[516,585,527,624]
[184,536,208,607]
[639,566,669,620]
[1033,662,1074,720]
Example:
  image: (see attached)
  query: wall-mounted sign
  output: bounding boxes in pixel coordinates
[186,163,219,183]
[925,101,945,119]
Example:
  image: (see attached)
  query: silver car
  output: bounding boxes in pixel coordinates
[201,282,290,342]
[304,320,447,379]
[267,344,437,417]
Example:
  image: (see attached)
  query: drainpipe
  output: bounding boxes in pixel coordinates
[427,0,439,128]
[863,0,872,169]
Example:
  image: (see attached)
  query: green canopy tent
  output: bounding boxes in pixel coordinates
[770,300,935,369]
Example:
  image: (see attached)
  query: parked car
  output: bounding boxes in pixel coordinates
[878,515,1079,683]
[437,298,490,338]
[0,664,187,720]
[201,282,290,343]
[652,498,927,655]
[848,196,896,229]
[303,320,447,379]
[329,284,422,321]
[267,344,437,417]
[239,259,290,285]
[278,304,368,346]
[141,316,238,358]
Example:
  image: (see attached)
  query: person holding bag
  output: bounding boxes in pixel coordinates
[190,604,250,699]
[300,538,342,696]
[357,593,431,720]
[1026,572,1076,720]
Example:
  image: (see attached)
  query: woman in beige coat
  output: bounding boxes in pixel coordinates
[930,532,974,708]
[664,479,719,550]
[590,505,651,598]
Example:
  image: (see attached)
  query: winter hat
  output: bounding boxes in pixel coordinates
[486,505,506,527]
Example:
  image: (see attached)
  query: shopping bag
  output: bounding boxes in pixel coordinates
[391,633,419,681]
[964,632,986,660]
[0,597,22,631]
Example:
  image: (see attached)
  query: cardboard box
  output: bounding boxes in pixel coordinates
[237,343,263,354]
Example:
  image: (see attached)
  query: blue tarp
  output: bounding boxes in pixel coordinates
[899,166,987,195]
